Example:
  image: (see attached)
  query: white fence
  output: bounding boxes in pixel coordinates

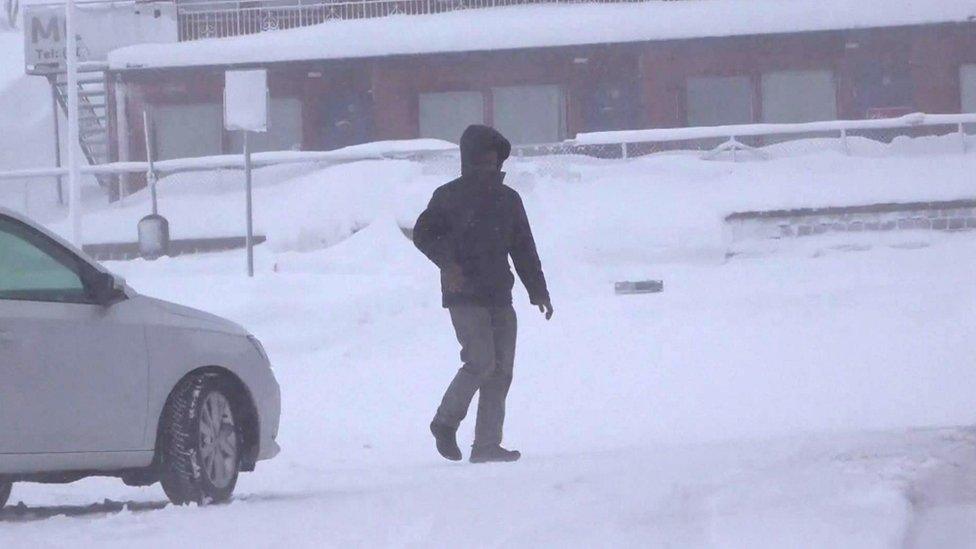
[1,112,974,219]
[177,0,651,40]
[568,112,976,160]
[0,142,457,219]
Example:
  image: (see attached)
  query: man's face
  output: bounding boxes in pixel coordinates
[470,150,500,181]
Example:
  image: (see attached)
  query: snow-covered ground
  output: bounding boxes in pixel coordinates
[2,144,976,546]
[11,132,975,258]
[5,19,976,542]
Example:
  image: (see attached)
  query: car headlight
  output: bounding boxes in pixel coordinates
[247,335,270,363]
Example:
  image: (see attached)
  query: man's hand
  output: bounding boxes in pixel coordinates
[442,263,466,293]
[537,300,554,321]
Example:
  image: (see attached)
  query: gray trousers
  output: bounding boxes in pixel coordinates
[433,304,518,448]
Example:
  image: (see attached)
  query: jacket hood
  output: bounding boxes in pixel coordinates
[460,125,511,175]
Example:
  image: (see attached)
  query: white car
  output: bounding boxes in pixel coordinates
[0,207,280,506]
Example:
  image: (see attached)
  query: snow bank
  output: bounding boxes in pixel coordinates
[109,0,976,70]
[574,112,976,145]
[25,132,975,268]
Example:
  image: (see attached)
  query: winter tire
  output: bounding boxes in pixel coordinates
[0,479,11,509]
[159,374,241,505]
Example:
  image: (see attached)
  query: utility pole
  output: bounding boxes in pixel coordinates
[65,0,82,246]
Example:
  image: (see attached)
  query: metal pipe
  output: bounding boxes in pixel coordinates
[66,0,82,246]
[143,110,159,216]
[244,130,254,277]
[51,82,64,205]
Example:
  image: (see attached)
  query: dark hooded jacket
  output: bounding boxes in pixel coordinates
[413,125,550,308]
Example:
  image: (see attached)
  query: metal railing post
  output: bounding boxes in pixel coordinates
[959,122,967,154]
[840,128,850,156]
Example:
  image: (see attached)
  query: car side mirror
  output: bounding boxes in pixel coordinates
[91,271,126,307]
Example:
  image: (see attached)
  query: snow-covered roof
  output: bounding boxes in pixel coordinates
[109,0,976,70]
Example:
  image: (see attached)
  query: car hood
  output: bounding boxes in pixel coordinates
[134,296,249,336]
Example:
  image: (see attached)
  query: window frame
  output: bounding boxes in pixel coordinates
[760,69,838,124]
[685,74,756,128]
[490,84,567,146]
[418,90,487,143]
[0,215,101,305]
[151,101,224,161]
[960,64,976,114]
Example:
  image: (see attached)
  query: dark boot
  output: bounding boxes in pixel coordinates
[469,445,521,464]
[430,421,462,461]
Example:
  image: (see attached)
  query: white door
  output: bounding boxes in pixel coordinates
[492,85,566,145]
[419,91,485,144]
[961,65,976,113]
[0,215,149,454]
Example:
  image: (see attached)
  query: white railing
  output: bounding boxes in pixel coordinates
[571,112,976,159]
[176,0,652,40]
[3,112,973,186]
[2,112,974,218]
[0,141,457,216]
[0,143,456,183]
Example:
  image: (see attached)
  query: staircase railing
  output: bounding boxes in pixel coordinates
[47,65,115,192]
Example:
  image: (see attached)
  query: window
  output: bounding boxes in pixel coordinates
[583,81,640,133]
[318,91,373,151]
[686,76,754,127]
[227,97,304,153]
[961,65,976,113]
[0,216,88,303]
[153,103,222,161]
[762,70,837,123]
[492,85,566,145]
[419,91,485,144]
[853,53,913,118]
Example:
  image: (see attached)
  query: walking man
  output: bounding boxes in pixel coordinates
[414,125,553,464]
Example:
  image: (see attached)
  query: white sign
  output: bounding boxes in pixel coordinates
[24,6,75,73]
[224,70,269,133]
[23,4,178,75]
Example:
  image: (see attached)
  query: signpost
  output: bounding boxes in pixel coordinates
[137,110,170,260]
[65,0,81,247]
[224,69,268,277]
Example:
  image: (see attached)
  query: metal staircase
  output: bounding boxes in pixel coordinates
[48,68,115,192]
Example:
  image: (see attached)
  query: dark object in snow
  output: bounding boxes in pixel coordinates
[615,280,664,295]
[430,421,462,461]
[470,445,521,464]
[0,478,10,510]
[138,214,170,260]
[418,125,551,466]
[413,125,550,309]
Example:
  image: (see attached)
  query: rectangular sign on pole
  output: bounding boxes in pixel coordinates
[224,70,269,132]
[24,5,69,74]
[224,70,268,278]
[24,4,179,75]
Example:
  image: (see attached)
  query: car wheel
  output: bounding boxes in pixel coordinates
[159,374,241,505]
[0,480,11,509]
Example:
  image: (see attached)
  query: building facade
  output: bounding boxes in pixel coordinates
[107,19,976,164]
